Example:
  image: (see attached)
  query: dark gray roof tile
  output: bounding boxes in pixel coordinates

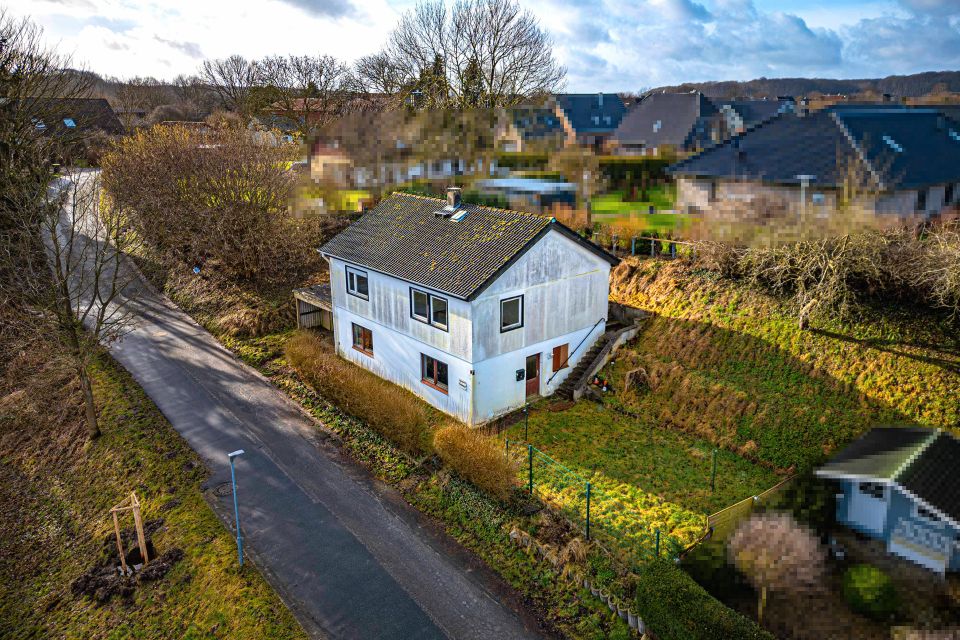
[320,193,616,300]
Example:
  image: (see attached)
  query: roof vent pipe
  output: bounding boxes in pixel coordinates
[598,92,603,108]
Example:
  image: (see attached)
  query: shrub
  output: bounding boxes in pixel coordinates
[101,124,324,286]
[284,331,432,454]
[433,425,519,501]
[634,560,774,640]
[728,512,826,624]
[842,564,899,620]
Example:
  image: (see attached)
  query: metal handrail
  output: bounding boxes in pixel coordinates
[546,316,605,385]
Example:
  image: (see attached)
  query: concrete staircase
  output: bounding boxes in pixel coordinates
[555,335,612,400]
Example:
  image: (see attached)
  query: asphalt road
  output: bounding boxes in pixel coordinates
[64,175,546,640]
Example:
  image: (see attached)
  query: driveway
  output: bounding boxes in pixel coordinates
[64,176,546,639]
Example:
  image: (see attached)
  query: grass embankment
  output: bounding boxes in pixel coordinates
[608,259,959,471]
[0,348,304,639]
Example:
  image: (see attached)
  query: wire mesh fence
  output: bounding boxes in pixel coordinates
[588,232,698,260]
[506,438,687,571]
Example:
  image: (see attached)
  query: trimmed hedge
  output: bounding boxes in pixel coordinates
[634,561,773,640]
[598,156,674,186]
[494,151,549,169]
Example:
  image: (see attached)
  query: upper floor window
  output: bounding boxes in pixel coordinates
[411,288,448,331]
[859,481,886,500]
[346,266,368,300]
[500,295,523,332]
[915,504,943,526]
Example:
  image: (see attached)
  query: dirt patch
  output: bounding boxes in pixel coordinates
[71,546,185,604]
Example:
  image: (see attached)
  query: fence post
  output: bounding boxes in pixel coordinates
[585,481,591,540]
[505,438,509,454]
[528,444,533,494]
[630,236,636,255]
[711,449,717,493]
[523,404,528,441]
[612,234,618,254]
[655,529,660,557]
[649,238,655,257]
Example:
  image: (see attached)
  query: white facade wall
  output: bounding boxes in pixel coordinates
[677,177,957,218]
[333,305,474,422]
[326,227,612,425]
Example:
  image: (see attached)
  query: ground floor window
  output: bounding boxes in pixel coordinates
[421,353,448,393]
[351,323,373,355]
[552,343,569,373]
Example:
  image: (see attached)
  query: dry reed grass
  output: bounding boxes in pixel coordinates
[284,331,432,454]
[433,424,519,500]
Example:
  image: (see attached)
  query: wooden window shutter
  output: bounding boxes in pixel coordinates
[552,344,569,373]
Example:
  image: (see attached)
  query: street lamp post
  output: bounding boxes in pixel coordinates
[795,174,816,217]
[228,449,245,567]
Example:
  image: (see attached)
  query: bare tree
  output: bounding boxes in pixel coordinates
[3,174,140,439]
[171,73,216,120]
[728,512,827,625]
[200,55,259,115]
[355,51,406,96]
[256,54,354,136]
[378,0,565,109]
[1,12,138,440]
[110,75,168,128]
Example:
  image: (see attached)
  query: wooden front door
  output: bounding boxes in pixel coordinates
[525,354,540,398]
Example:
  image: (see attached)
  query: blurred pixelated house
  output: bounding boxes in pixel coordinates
[18,97,124,137]
[318,188,618,426]
[496,105,565,153]
[609,90,721,156]
[669,104,960,217]
[815,427,960,574]
[715,97,796,137]
[551,93,627,151]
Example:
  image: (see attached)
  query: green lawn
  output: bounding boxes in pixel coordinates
[0,354,305,640]
[591,188,693,234]
[503,400,780,562]
[592,187,676,214]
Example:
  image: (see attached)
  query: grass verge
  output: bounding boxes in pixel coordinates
[0,353,305,640]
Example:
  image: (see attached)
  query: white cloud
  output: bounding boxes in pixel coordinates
[7,0,960,90]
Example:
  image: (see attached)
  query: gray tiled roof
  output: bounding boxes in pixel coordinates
[319,193,617,300]
[720,99,794,129]
[554,94,626,134]
[669,106,960,189]
[613,92,718,149]
[817,427,960,526]
[17,98,124,135]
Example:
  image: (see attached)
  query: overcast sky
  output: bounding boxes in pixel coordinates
[8,0,960,91]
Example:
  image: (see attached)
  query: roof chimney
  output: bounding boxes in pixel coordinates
[598,93,604,108]
[446,186,462,209]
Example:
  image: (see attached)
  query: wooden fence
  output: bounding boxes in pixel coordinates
[706,476,795,540]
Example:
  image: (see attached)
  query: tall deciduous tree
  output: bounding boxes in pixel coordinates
[1,11,136,439]
[377,0,565,109]
[200,55,259,115]
[255,54,354,136]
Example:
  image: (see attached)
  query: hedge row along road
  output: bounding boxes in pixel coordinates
[65,173,546,640]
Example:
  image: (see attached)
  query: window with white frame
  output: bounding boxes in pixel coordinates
[430,296,448,330]
[914,503,943,526]
[410,288,448,331]
[500,295,523,332]
[346,266,369,299]
[411,288,429,322]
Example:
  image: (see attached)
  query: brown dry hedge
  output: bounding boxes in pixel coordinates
[433,424,519,501]
[284,331,432,455]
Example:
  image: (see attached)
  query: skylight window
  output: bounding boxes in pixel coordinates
[653,120,662,133]
[949,129,960,143]
[63,118,76,128]
[882,135,904,153]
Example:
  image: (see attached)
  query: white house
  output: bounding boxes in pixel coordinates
[319,189,619,426]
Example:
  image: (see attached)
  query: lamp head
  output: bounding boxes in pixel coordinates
[228,449,245,459]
